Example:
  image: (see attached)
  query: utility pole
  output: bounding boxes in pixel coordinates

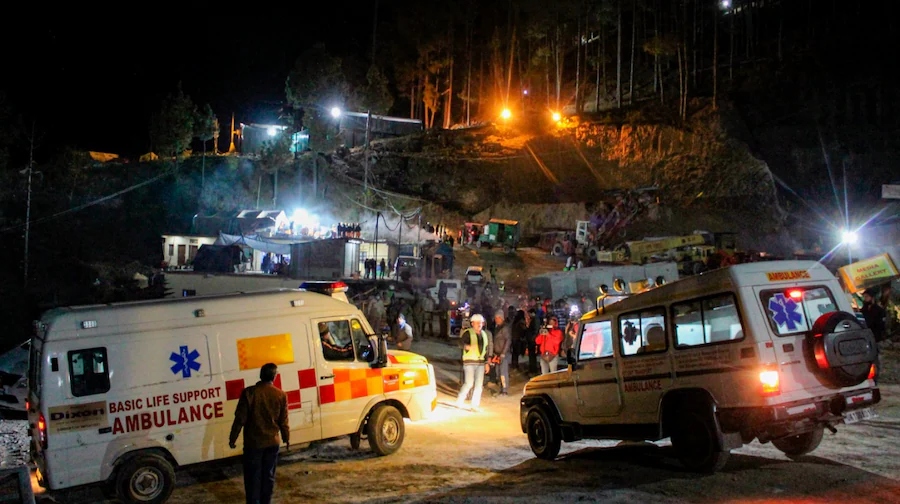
[23,122,36,288]
[364,110,371,206]
[374,211,380,268]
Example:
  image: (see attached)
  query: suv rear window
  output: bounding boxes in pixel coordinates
[760,286,837,336]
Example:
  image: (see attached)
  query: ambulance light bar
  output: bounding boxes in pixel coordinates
[298,281,349,293]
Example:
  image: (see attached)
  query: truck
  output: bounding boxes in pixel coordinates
[28,289,437,503]
[596,231,738,275]
[476,218,520,252]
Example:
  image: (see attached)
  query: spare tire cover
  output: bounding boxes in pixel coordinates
[807,311,877,387]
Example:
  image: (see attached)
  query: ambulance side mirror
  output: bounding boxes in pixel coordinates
[368,334,389,368]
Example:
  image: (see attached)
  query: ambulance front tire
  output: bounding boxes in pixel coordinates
[115,453,175,504]
[367,405,404,455]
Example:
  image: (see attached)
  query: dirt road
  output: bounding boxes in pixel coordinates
[31,337,899,504]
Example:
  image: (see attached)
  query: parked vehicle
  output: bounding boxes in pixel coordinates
[476,218,520,252]
[521,260,880,472]
[28,289,437,503]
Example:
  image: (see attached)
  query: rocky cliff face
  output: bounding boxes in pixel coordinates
[321,104,789,252]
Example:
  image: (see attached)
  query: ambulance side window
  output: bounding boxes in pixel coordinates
[350,319,369,354]
[319,320,355,362]
[579,320,613,360]
[672,293,744,347]
[618,308,667,357]
[68,348,110,397]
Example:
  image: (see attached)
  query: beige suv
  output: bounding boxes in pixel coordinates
[520,260,880,472]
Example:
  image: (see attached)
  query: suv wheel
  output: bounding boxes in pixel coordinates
[808,311,877,387]
[526,408,561,460]
[670,409,730,473]
[772,426,824,459]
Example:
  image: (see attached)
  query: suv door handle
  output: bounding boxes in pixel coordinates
[320,374,334,380]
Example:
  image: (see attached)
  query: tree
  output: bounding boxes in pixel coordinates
[257,133,293,209]
[149,83,196,161]
[194,103,218,187]
[359,65,394,114]
[285,43,349,151]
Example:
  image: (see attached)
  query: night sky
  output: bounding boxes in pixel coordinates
[2,12,378,155]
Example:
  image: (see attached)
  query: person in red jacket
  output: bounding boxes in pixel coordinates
[535,315,564,374]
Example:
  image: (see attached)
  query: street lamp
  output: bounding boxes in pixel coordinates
[841,229,857,264]
[330,107,342,119]
[500,108,512,120]
[551,111,562,122]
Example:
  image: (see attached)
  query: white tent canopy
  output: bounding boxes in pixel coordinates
[215,232,293,255]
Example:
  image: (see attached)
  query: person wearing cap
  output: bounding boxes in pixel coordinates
[455,313,493,411]
[395,314,413,350]
[491,310,512,396]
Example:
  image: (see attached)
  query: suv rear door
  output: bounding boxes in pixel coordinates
[752,283,856,395]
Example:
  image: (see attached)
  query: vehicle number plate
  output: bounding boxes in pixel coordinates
[843,407,877,424]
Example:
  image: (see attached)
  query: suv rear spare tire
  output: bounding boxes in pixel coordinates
[807,311,877,387]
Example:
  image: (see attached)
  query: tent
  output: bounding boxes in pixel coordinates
[215,232,293,255]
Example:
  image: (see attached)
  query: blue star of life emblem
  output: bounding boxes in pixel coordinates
[768,293,803,331]
[170,345,201,378]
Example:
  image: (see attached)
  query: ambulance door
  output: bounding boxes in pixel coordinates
[224,317,319,445]
[617,307,672,421]
[313,317,376,439]
[573,319,622,418]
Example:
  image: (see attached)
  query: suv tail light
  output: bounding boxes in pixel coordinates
[868,363,876,381]
[38,412,48,449]
[759,369,781,396]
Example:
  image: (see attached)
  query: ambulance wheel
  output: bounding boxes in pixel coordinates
[350,432,361,450]
[367,405,404,455]
[670,409,730,473]
[526,408,561,460]
[772,426,824,459]
[115,453,175,504]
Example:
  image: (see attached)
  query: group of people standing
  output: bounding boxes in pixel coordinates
[363,258,387,279]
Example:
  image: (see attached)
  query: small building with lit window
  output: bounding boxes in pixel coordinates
[239,123,309,155]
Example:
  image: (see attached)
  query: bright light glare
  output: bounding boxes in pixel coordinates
[721,0,731,8]
[291,209,319,231]
[842,230,858,245]
[523,89,529,95]
[267,127,277,136]
[330,107,342,119]
[552,112,562,122]
[500,108,512,120]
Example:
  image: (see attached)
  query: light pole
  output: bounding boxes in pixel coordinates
[364,110,371,206]
[842,230,857,264]
[23,122,38,288]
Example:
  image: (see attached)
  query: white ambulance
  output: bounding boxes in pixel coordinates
[27,287,437,503]
[521,260,880,472]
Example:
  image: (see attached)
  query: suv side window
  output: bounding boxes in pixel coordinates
[618,308,667,356]
[673,293,745,347]
[68,348,110,397]
[579,320,613,360]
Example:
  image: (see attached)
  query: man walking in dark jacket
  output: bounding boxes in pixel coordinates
[229,363,290,504]
[491,310,512,395]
